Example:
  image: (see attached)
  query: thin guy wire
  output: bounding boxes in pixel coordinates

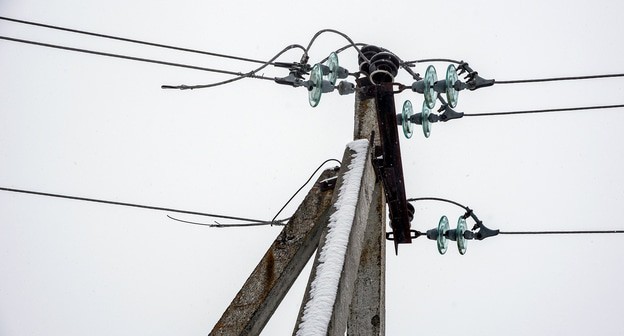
[270,159,341,224]
[0,16,281,66]
[0,35,274,80]
[500,230,624,235]
[0,186,278,223]
[496,73,624,84]
[464,103,624,117]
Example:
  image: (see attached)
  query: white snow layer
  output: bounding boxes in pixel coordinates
[296,139,369,336]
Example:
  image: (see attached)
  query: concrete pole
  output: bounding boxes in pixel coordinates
[292,79,386,336]
[347,81,386,336]
[209,168,339,336]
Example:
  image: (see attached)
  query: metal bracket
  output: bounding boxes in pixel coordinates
[457,62,495,91]
[385,229,424,241]
[274,62,312,87]
[319,176,338,191]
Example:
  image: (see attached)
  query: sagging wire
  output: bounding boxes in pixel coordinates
[169,158,342,227]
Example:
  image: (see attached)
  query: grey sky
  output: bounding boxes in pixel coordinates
[1,0,624,335]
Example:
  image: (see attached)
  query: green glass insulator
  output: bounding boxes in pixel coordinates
[421,101,431,138]
[446,64,459,108]
[424,65,437,109]
[402,100,414,139]
[437,215,449,255]
[457,217,467,255]
[326,52,339,85]
[308,64,323,107]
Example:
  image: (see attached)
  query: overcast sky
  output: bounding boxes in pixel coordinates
[2,1,624,335]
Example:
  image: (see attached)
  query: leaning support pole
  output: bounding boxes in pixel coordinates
[209,167,339,336]
[293,138,376,336]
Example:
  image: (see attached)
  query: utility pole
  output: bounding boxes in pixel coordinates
[211,47,399,336]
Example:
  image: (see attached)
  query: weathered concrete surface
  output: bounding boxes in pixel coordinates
[293,140,376,336]
[209,168,339,336]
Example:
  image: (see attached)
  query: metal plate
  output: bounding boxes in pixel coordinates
[446,64,459,108]
[326,52,339,85]
[421,101,431,138]
[457,217,467,255]
[402,100,414,139]
[424,65,437,109]
[437,216,449,255]
[308,64,323,107]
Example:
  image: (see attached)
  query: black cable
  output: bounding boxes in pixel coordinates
[303,29,370,64]
[464,104,624,117]
[166,215,285,228]
[169,29,370,91]
[317,42,367,64]
[0,35,274,80]
[403,58,463,65]
[163,158,341,228]
[270,158,341,224]
[496,73,624,84]
[0,15,279,66]
[408,197,624,237]
[500,230,624,235]
[407,197,468,211]
[161,43,304,90]
[0,186,277,223]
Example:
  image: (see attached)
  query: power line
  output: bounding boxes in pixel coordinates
[161,44,305,90]
[496,73,624,84]
[407,197,468,211]
[464,103,624,117]
[165,29,371,91]
[0,186,283,224]
[403,58,463,65]
[0,35,274,80]
[271,158,341,224]
[408,197,624,237]
[0,15,294,66]
[166,158,342,227]
[303,29,369,64]
[500,230,624,235]
[166,215,284,228]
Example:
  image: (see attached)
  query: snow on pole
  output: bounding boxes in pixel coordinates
[296,139,369,336]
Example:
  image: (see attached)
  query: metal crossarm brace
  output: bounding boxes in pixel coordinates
[369,81,413,253]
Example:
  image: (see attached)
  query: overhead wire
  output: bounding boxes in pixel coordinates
[408,197,624,236]
[270,158,341,224]
[407,197,469,211]
[0,15,277,65]
[167,29,371,90]
[0,186,286,224]
[169,158,343,227]
[166,215,281,228]
[161,43,305,90]
[303,29,370,64]
[0,158,342,228]
[0,35,275,80]
[500,230,624,235]
[496,73,624,84]
[464,103,624,117]
[403,58,463,65]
